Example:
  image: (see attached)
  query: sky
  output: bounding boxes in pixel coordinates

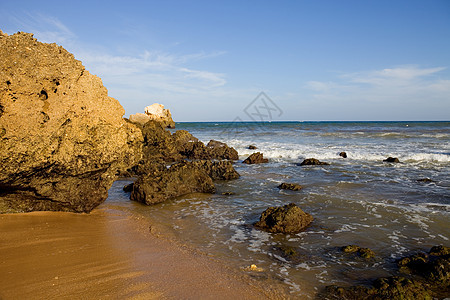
[1,0,450,121]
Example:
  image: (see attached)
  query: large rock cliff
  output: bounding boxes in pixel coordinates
[0,30,143,213]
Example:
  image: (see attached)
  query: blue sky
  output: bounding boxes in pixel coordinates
[1,0,449,121]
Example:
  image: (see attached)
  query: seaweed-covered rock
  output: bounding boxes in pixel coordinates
[243,152,269,164]
[0,31,142,213]
[342,245,375,259]
[299,158,329,166]
[321,245,450,300]
[130,161,216,205]
[383,157,400,163]
[277,183,303,191]
[254,203,313,234]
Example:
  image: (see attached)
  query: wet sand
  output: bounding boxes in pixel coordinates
[0,207,287,299]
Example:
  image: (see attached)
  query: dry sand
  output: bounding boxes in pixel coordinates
[0,206,288,299]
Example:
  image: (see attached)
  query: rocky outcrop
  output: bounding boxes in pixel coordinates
[383,157,400,163]
[0,31,142,213]
[254,203,313,234]
[129,103,175,128]
[299,158,329,166]
[242,152,269,164]
[130,161,216,205]
[321,245,450,300]
[248,145,257,150]
[277,183,303,191]
[134,120,238,164]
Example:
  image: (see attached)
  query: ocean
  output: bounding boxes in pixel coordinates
[105,121,449,298]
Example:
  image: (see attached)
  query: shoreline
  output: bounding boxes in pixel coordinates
[0,206,289,299]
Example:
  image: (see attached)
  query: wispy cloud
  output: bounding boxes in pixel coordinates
[9,12,76,46]
[7,13,229,116]
[306,66,450,101]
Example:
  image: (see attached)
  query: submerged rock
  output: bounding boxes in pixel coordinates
[383,157,400,163]
[321,245,450,300]
[277,183,303,191]
[254,203,313,234]
[130,161,216,205]
[299,158,329,166]
[341,245,375,259]
[417,178,434,183]
[0,31,142,213]
[242,152,269,164]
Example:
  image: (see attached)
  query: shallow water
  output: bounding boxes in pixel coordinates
[106,121,450,298]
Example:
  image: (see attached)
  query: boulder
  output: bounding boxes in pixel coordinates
[339,152,347,158]
[0,31,142,213]
[243,152,269,164]
[254,203,313,234]
[191,160,240,180]
[206,140,239,160]
[145,103,175,128]
[299,158,329,166]
[248,145,258,150]
[128,113,151,126]
[130,161,216,205]
[277,183,303,191]
[129,103,175,128]
[383,157,400,163]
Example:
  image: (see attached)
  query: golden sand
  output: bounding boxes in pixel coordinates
[0,207,287,299]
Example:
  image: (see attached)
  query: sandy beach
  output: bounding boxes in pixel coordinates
[0,206,287,299]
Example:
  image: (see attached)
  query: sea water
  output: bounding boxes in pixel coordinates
[105,121,449,298]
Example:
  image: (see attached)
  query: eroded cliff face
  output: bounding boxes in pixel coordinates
[0,30,143,213]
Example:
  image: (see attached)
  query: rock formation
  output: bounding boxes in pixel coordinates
[254,203,313,234]
[0,31,143,213]
[299,158,329,166]
[242,152,269,164]
[339,152,347,158]
[129,103,175,128]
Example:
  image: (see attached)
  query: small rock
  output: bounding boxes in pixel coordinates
[248,145,258,150]
[222,192,235,196]
[242,152,269,164]
[123,183,133,193]
[254,203,313,234]
[243,264,264,272]
[417,178,434,183]
[299,158,329,166]
[277,183,303,191]
[383,157,400,163]
[339,152,347,158]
